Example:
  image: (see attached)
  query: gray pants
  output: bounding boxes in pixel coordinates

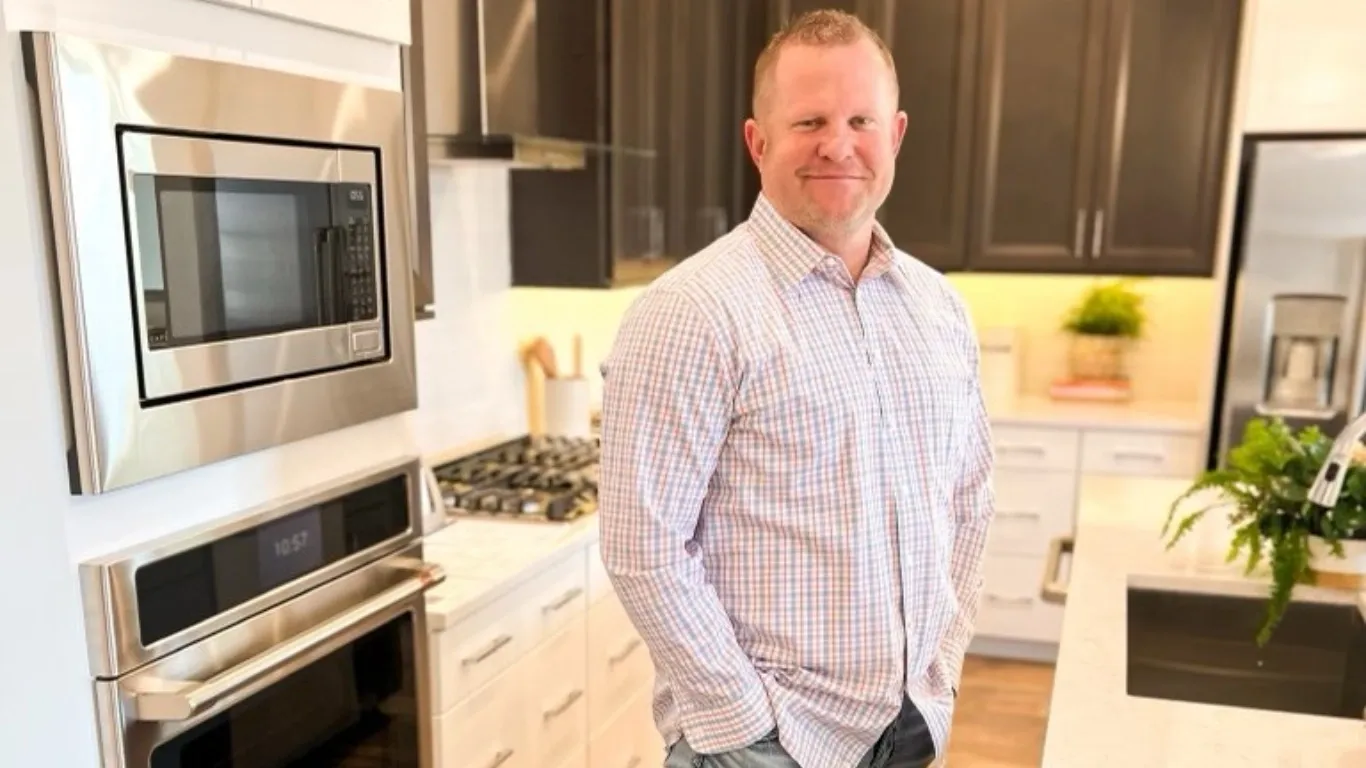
[663,697,938,768]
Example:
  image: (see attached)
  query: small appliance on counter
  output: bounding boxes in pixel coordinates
[1210,132,1366,469]
[24,32,419,494]
[430,435,599,524]
[78,458,444,767]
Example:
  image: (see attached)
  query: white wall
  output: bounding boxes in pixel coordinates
[0,10,100,764]
[1242,0,1366,132]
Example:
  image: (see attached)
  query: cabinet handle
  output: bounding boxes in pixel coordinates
[609,637,644,666]
[996,443,1046,456]
[996,510,1041,520]
[1091,210,1105,258]
[484,748,514,768]
[1112,449,1164,463]
[1041,535,1075,605]
[1074,209,1086,259]
[543,688,584,722]
[985,594,1033,606]
[462,634,512,667]
[542,586,583,614]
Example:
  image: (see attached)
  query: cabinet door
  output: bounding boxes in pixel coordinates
[877,0,981,271]
[967,0,1109,271]
[657,0,755,260]
[609,0,673,285]
[1088,0,1241,276]
[251,0,411,43]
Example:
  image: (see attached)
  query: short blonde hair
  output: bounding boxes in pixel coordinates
[752,9,898,116]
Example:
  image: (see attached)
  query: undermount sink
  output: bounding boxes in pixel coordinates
[1126,586,1366,720]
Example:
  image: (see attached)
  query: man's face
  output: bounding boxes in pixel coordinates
[744,39,907,242]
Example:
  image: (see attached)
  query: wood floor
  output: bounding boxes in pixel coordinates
[942,655,1056,767]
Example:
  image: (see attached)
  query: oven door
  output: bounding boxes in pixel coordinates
[121,128,389,404]
[95,549,442,768]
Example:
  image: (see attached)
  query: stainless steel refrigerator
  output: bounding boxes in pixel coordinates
[1209,133,1366,469]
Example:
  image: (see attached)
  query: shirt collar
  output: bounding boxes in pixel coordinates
[746,192,897,290]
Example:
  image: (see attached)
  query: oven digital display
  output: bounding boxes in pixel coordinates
[256,506,324,591]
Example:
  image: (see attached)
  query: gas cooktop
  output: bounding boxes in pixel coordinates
[431,435,598,523]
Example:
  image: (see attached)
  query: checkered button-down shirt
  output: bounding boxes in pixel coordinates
[598,193,995,768]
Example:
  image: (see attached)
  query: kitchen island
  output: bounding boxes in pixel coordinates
[1041,474,1366,766]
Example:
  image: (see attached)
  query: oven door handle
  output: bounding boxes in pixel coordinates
[129,559,445,722]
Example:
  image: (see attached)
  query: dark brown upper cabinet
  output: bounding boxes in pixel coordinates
[965,0,1110,272]
[505,0,1241,287]
[508,0,662,288]
[874,0,1240,276]
[1089,0,1243,275]
[876,0,982,272]
[510,0,768,288]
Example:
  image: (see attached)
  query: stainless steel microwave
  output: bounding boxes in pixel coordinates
[24,32,419,494]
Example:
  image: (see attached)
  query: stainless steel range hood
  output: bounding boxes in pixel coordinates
[418,0,589,170]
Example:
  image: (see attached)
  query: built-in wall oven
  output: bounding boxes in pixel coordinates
[80,457,444,767]
[23,31,419,494]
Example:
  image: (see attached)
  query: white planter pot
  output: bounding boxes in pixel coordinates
[1308,535,1366,589]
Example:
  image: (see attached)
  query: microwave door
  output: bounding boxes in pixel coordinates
[124,132,388,405]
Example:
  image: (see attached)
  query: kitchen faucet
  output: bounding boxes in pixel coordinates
[1308,411,1366,507]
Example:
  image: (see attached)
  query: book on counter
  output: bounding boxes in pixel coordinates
[1049,377,1133,402]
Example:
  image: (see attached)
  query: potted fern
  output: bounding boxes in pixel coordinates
[1060,278,1146,383]
[1162,416,1366,646]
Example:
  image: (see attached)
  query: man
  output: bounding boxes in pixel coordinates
[597,9,995,768]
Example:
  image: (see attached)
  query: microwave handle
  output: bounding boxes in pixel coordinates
[316,225,349,325]
[128,559,445,722]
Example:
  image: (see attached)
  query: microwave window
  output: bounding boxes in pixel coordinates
[132,175,375,350]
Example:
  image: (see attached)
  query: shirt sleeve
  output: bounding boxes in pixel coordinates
[932,292,997,694]
[596,287,775,753]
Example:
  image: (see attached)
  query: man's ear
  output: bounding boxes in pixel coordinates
[891,110,909,158]
[744,118,765,168]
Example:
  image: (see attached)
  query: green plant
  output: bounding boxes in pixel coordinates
[1061,279,1147,338]
[1162,416,1366,646]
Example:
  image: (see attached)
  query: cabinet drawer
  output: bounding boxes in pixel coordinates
[434,661,529,768]
[1080,429,1203,477]
[987,469,1075,557]
[990,425,1079,471]
[431,589,532,715]
[589,686,664,768]
[588,593,653,736]
[523,549,590,645]
[972,552,1064,644]
[528,620,588,767]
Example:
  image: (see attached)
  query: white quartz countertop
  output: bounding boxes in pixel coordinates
[987,395,1208,433]
[1042,474,1366,767]
[420,514,599,630]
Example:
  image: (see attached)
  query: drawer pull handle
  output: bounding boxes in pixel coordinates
[626,757,642,768]
[609,637,644,666]
[985,594,1032,606]
[996,510,1041,520]
[1041,535,1075,605]
[485,748,514,768]
[543,688,584,721]
[462,634,513,667]
[543,586,584,613]
[996,443,1046,456]
[1112,449,1163,462]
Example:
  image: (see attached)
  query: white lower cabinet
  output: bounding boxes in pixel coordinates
[975,420,1204,653]
[429,539,659,768]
